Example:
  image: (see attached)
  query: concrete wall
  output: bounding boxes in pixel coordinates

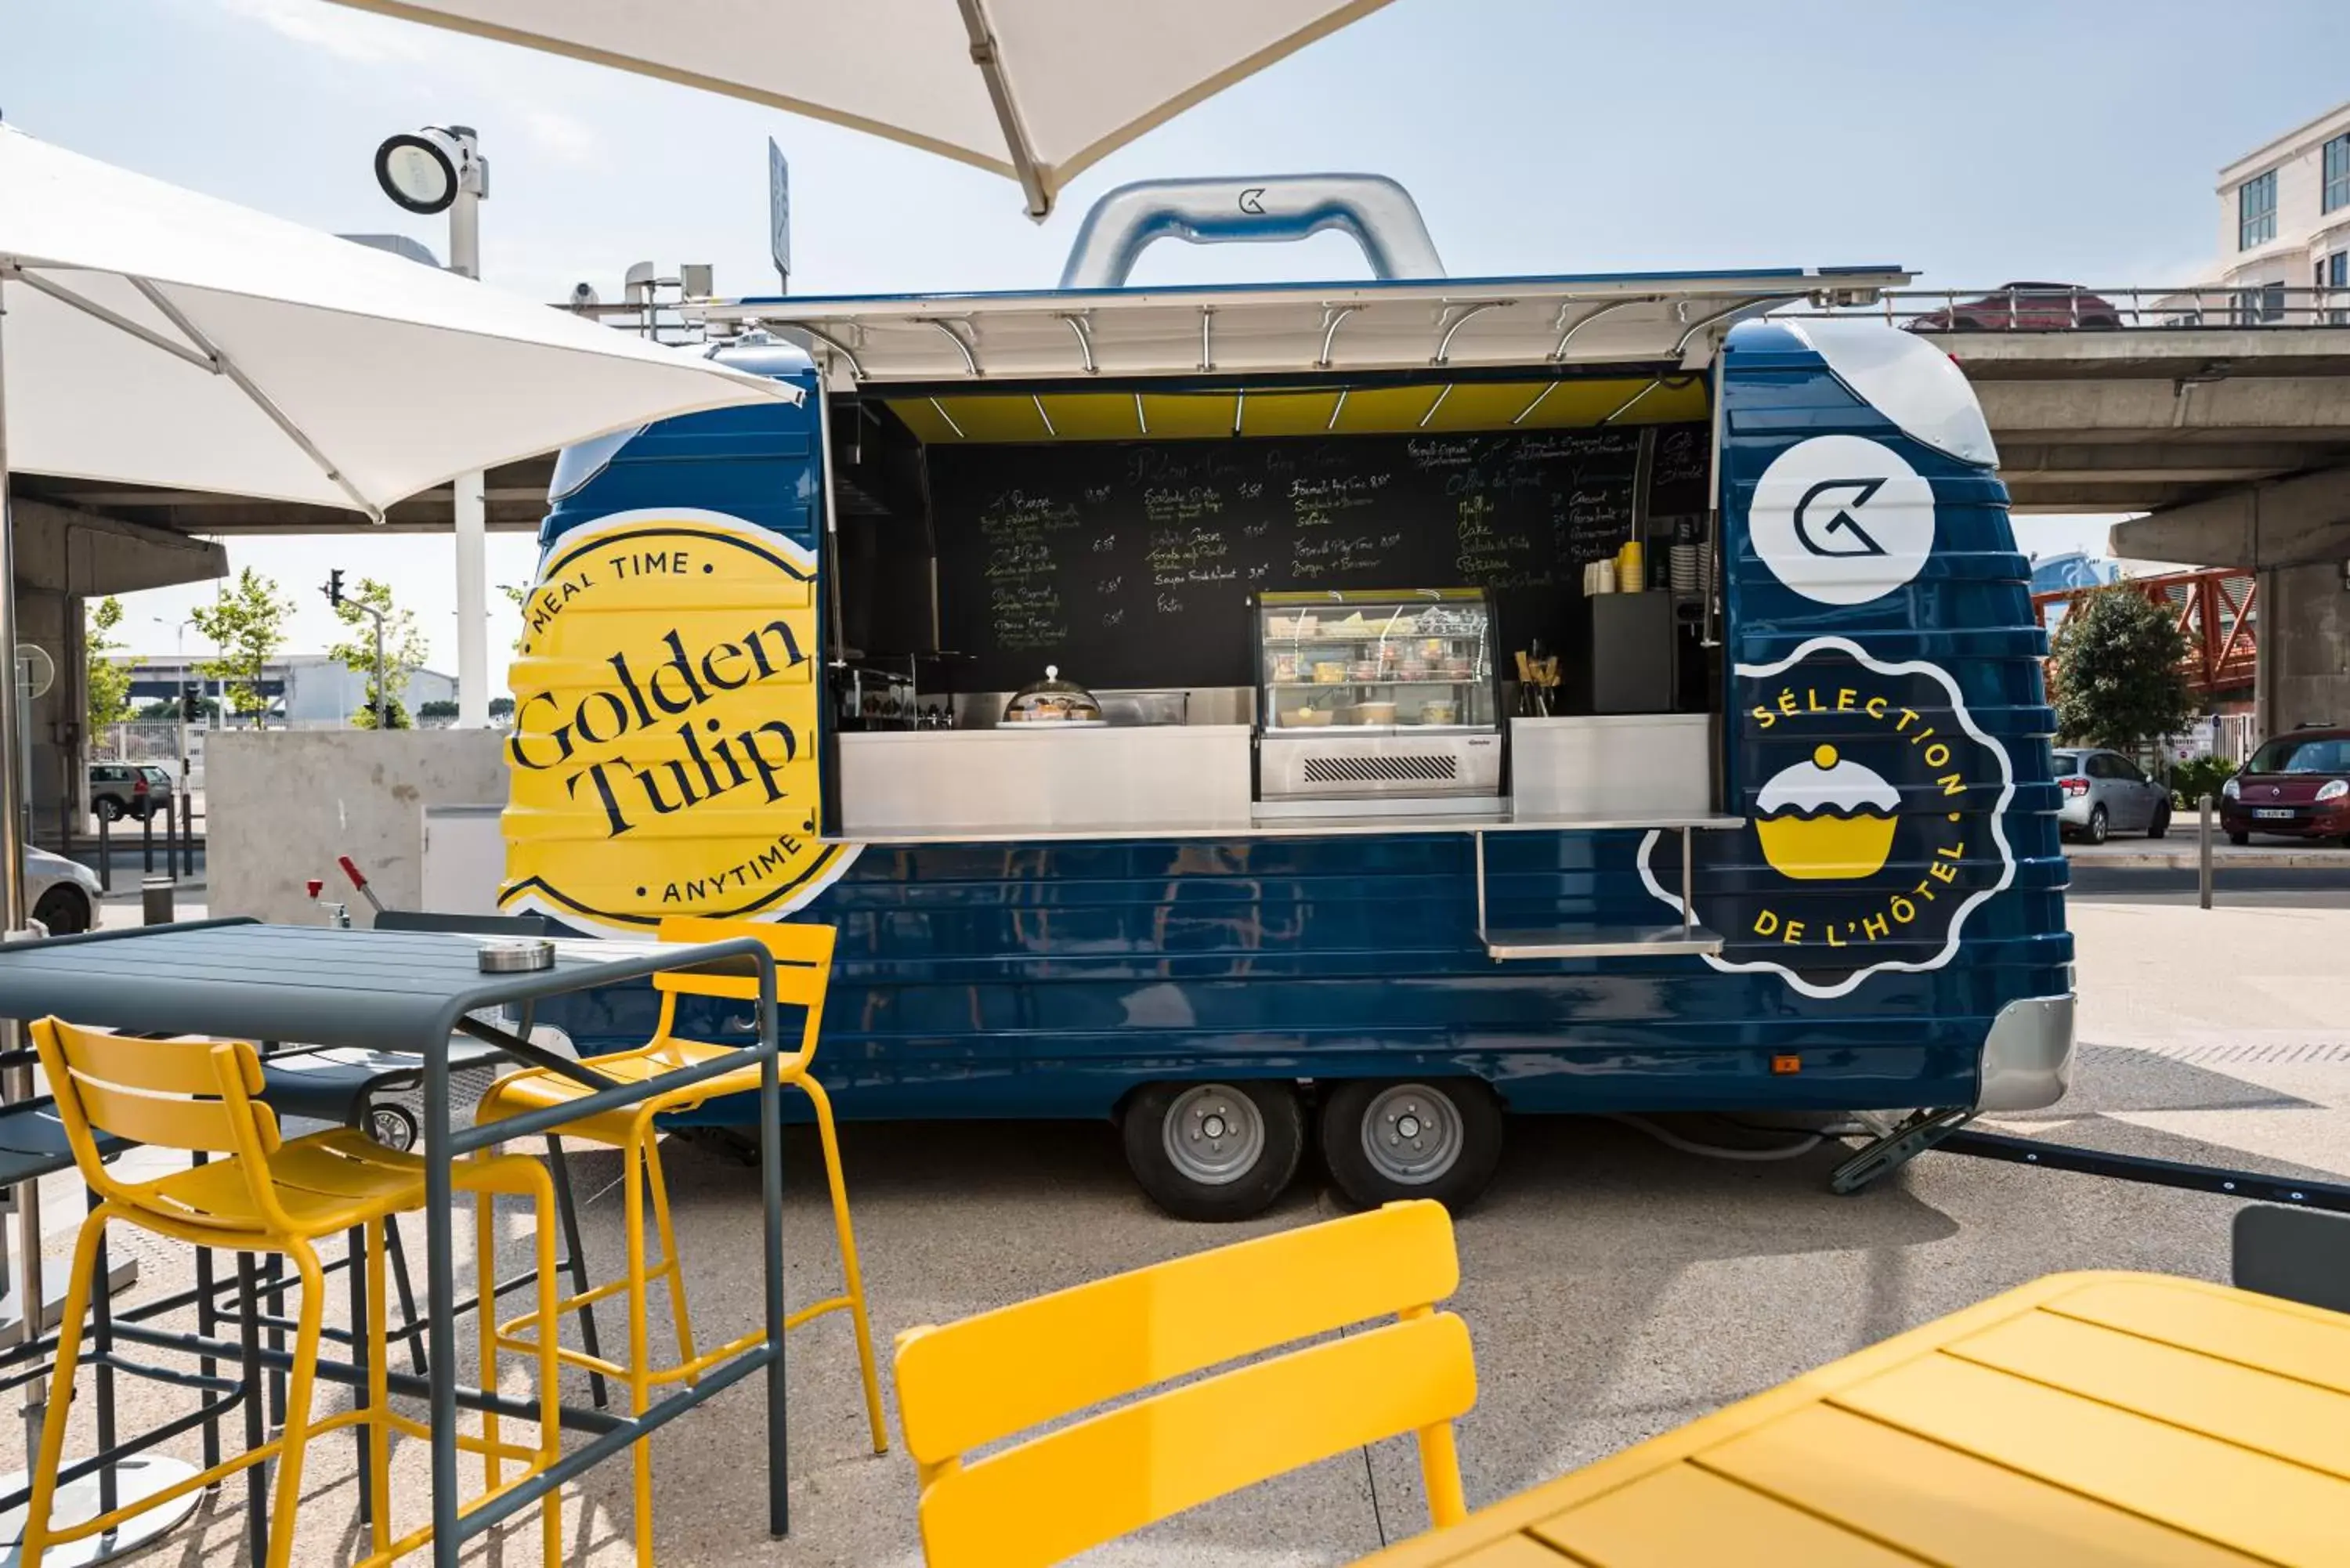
[208,730,505,924]
[2258,561,2350,736]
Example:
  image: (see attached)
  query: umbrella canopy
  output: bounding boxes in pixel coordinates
[0,123,799,939]
[0,123,797,519]
[324,0,1394,217]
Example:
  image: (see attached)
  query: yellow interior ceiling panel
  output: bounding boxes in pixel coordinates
[886,378,1710,444]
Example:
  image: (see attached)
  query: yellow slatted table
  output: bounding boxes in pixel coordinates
[1351,1271,2350,1568]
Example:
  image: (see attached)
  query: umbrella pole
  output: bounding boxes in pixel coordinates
[0,276,47,1461]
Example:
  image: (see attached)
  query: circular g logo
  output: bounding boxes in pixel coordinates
[1750,435,1934,606]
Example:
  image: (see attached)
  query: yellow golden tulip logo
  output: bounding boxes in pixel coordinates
[498,508,854,936]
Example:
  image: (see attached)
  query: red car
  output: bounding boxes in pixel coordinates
[1909,282,2124,332]
[2221,726,2350,845]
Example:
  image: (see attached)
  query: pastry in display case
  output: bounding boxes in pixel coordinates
[1255,589,1503,803]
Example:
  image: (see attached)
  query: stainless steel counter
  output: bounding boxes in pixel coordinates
[837,724,1255,837]
[1510,713,1716,818]
[824,804,1741,847]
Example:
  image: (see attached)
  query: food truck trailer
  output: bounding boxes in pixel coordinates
[495,177,2074,1219]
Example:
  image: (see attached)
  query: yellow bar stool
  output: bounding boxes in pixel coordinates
[20,1018,567,1568]
[472,916,888,1564]
[895,1200,1477,1568]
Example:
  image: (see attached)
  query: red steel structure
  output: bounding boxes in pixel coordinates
[2032,567,2257,698]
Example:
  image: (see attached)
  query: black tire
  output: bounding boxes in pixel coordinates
[1121,1081,1305,1222]
[2085,805,2109,846]
[2228,830,2250,847]
[2147,804,2170,840]
[95,797,123,823]
[31,886,89,937]
[1318,1078,1505,1215]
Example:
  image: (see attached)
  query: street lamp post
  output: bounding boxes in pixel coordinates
[153,616,187,792]
[374,125,490,731]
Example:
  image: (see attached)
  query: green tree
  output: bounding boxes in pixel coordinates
[84,596,136,733]
[188,568,294,728]
[327,576,430,730]
[500,580,533,652]
[2050,587,2195,750]
[417,699,460,723]
[487,695,515,721]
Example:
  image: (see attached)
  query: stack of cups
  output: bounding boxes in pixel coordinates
[1617,539,1644,592]
[1669,543,1699,594]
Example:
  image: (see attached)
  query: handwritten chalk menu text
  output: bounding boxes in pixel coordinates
[930,425,1700,691]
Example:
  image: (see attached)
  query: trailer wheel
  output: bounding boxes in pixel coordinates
[1122,1081,1304,1222]
[1319,1078,1504,1214]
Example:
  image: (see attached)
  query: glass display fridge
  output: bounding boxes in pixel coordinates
[1254,588,1503,804]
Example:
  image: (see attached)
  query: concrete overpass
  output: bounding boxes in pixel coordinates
[1914,309,2350,736]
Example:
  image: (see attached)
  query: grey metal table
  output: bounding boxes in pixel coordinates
[0,918,791,1566]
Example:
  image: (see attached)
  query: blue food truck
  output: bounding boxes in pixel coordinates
[499,177,2073,1219]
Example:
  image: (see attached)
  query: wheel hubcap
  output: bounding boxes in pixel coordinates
[1361,1084,1465,1185]
[1162,1084,1265,1187]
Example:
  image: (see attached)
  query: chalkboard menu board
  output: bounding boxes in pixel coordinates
[930,424,1704,692]
[1647,421,1711,518]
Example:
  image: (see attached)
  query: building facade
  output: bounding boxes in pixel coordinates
[2214,100,2350,316]
[115,654,459,728]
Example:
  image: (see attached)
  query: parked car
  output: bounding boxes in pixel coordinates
[2220,726,2350,846]
[88,763,174,822]
[26,845,102,934]
[1909,282,2124,332]
[2053,747,2171,844]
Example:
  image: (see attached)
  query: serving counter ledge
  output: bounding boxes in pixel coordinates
[822,810,1743,846]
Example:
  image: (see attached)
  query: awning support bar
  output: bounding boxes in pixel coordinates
[1553,297,1650,360]
[1433,300,1508,365]
[1058,313,1097,374]
[128,277,381,521]
[1316,304,1358,369]
[956,0,1051,219]
[1672,299,1762,359]
[6,266,220,375]
[924,319,980,377]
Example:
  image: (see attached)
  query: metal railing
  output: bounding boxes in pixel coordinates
[2033,567,2258,699]
[1774,284,2350,332]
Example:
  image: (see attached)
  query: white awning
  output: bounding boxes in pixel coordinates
[0,125,794,517]
[322,0,1394,218]
[699,269,1913,388]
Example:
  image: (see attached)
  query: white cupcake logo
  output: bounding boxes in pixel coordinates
[1754,743,1901,880]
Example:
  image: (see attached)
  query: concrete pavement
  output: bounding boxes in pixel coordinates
[3,894,2343,1566]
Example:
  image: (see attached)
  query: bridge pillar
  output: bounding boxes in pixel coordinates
[2258,559,2350,734]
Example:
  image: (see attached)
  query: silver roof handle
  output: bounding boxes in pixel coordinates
[1058,174,1445,290]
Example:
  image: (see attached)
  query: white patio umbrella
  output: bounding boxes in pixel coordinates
[325,0,1396,218]
[0,128,794,1495]
[0,119,797,925]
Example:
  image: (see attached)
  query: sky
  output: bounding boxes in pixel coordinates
[9,0,2350,692]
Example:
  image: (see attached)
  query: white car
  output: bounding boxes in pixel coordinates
[26,846,103,935]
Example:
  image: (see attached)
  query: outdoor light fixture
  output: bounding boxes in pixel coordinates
[373,127,468,215]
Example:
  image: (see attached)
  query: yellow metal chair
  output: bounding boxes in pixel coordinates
[473,915,888,1563]
[20,1018,566,1568]
[893,1198,1477,1568]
